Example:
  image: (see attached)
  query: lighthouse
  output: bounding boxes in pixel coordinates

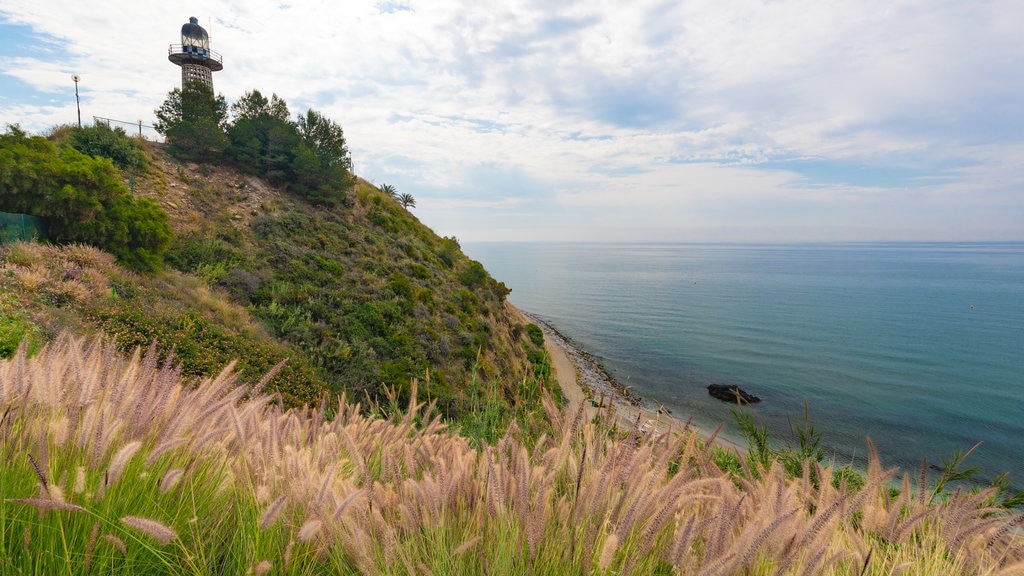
[167,17,223,90]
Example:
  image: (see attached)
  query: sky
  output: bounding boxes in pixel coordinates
[1,1,1022,243]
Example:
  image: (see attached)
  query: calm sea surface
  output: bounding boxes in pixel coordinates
[464,242,1024,487]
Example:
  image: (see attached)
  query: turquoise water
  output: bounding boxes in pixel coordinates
[464,242,1024,487]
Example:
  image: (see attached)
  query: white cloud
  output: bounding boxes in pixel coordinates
[0,0,1021,241]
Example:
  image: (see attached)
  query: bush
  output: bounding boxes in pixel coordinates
[525,323,544,347]
[65,123,148,171]
[91,303,327,406]
[458,260,487,287]
[438,236,460,268]
[0,313,42,358]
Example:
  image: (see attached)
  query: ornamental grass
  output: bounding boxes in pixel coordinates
[1,334,1021,574]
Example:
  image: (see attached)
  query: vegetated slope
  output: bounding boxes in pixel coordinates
[128,142,546,417]
[0,241,330,406]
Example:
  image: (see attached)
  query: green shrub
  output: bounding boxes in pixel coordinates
[65,123,148,171]
[438,236,460,267]
[0,313,42,358]
[524,323,544,347]
[91,303,327,406]
[410,263,430,280]
[458,260,487,287]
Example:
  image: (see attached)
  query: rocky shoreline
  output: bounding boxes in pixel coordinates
[523,312,644,408]
[522,308,745,451]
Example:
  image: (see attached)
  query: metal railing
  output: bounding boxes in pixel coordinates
[92,116,164,143]
[168,44,224,68]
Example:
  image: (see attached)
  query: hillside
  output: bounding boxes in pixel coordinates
[0,133,552,429]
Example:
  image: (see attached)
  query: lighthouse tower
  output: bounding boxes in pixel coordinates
[167,17,223,90]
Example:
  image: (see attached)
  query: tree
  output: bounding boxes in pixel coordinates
[293,109,356,206]
[398,193,416,209]
[226,89,295,176]
[154,81,228,161]
[378,183,397,198]
[230,89,289,124]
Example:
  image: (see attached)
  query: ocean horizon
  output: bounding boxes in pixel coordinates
[464,241,1024,489]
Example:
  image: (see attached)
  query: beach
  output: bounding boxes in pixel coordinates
[510,303,741,451]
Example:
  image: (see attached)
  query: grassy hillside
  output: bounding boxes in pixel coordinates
[1,129,552,435]
[138,142,543,411]
[0,241,327,406]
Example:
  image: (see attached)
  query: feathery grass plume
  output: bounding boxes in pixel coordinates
[333,489,365,521]
[84,521,100,575]
[527,470,553,558]
[454,535,482,555]
[121,516,178,545]
[260,495,288,529]
[892,506,938,544]
[637,494,683,555]
[938,488,976,545]
[48,415,69,447]
[282,539,295,571]
[615,470,657,544]
[880,473,914,537]
[158,468,184,493]
[706,493,746,560]
[805,461,897,552]
[917,457,930,505]
[309,394,328,444]
[297,518,323,542]
[943,491,1011,557]
[47,481,66,503]
[103,533,127,556]
[146,435,191,466]
[26,452,48,490]
[248,560,272,575]
[105,440,142,486]
[315,463,338,506]
[229,398,247,445]
[730,507,802,575]
[984,513,1024,553]
[597,532,619,571]
[485,452,502,519]
[7,497,86,513]
[90,407,106,467]
[574,444,587,502]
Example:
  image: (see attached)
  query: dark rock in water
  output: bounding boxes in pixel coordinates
[707,384,761,404]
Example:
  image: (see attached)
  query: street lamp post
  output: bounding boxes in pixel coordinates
[71,74,81,128]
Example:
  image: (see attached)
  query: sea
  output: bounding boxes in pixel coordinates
[463,242,1024,489]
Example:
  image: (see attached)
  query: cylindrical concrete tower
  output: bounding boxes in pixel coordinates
[168,17,223,90]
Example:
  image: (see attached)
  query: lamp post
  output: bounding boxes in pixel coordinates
[71,74,81,128]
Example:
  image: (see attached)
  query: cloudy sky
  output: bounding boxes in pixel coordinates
[1,1,1021,242]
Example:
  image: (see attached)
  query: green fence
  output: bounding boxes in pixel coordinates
[0,212,45,243]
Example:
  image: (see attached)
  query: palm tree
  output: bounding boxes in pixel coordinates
[399,193,416,209]
[378,183,398,198]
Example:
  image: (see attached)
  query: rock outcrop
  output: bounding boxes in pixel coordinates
[707,384,761,404]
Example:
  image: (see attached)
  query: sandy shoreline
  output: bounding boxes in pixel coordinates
[510,303,743,452]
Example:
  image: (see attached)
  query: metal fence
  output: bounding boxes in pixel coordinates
[92,116,165,143]
[0,213,45,243]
